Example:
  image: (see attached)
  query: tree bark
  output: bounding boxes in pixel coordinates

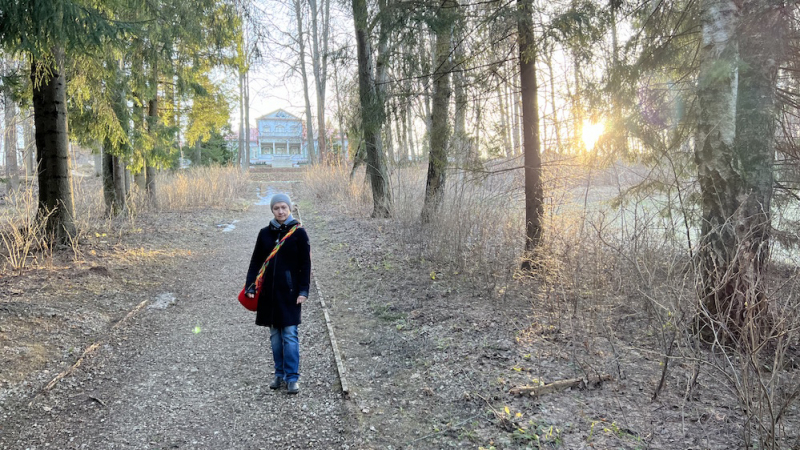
[518,0,543,254]
[195,138,202,165]
[512,66,521,156]
[294,0,316,164]
[453,22,469,164]
[244,68,251,171]
[102,144,115,214]
[308,0,329,163]
[238,68,245,168]
[4,73,19,194]
[695,0,740,337]
[23,112,35,178]
[353,0,392,218]
[147,94,158,208]
[421,0,455,223]
[31,48,76,242]
[697,0,785,340]
[109,62,128,214]
[496,72,510,157]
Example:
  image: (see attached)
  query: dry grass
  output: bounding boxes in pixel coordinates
[303,157,800,448]
[0,164,250,273]
[157,165,250,211]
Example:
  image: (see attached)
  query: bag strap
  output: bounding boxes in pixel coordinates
[248,224,300,293]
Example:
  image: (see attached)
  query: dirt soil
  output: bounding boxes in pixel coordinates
[0,172,749,449]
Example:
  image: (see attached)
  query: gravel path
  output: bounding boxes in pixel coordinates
[3,192,355,449]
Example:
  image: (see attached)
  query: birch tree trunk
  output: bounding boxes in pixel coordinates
[695,0,740,336]
[518,0,543,254]
[31,47,76,242]
[353,0,391,217]
[698,0,785,340]
[421,0,454,223]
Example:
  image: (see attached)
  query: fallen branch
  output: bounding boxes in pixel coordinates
[28,299,150,407]
[509,374,612,398]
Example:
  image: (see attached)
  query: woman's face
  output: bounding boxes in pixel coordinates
[272,202,291,223]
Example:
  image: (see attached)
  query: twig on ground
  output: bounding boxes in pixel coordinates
[510,374,613,398]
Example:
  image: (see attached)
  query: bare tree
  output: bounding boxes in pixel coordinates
[352,0,391,217]
[518,0,543,254]
[421,0,455,223]
[3,59,19,194]
[308,0,330,163]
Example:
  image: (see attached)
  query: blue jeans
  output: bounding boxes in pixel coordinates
[270,326,299,382]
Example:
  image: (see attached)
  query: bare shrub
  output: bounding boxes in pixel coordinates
[303,163,371,216]
[0,183,51,272]
[158,165,250,211]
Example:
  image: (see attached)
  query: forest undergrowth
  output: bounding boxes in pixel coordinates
[304,159,800,449]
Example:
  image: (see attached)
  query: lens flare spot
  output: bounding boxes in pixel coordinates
[193,326,202,334]
[581,120,605,150]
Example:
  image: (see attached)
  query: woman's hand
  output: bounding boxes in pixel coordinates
[296,296,307,305]
[246,293,255,299]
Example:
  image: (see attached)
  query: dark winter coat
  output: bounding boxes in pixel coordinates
[245,217,311,328]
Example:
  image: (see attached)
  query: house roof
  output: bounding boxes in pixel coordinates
[256,109,302,121]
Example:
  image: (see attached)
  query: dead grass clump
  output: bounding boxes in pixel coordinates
[392,161,524,276]
[158,165,250,211]
[302,163,371,216]
[0,183,52,272]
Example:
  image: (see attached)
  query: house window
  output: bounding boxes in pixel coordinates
[261,142,272,155]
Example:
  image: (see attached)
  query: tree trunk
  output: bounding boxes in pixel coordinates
[238,68,245,168]
[421,1,454,223]
[453,22,469,164]
[353,0,391,218]
[294,0,316,164]
[195,138,201,165]
[124,168,130,196]
[518,0,543,254]
[134,170,146,191]
[147,95,159,208]
[31,48,76,242]
[309,0,329,164]
[697,0,784,340]
[333,62,347,163]
[109,63,128,214]
[145,165,157,207]
[512,67,521,156]
[23,112,35,178]
[496,73,510,157]
[102,144,115,215]
[113,155,126,211]
[695,0,740,337]
[4,79,19,194]
[244,68,250,171]
[545,53,562,153]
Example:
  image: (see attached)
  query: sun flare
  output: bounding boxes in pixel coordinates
[581,120,605,151]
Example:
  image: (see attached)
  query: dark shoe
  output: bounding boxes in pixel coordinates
[269,376,285,390]
[287,381,299,394]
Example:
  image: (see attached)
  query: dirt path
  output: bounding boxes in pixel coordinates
[1,182,354,449]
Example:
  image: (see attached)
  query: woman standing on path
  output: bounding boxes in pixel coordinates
[244,193,311,395]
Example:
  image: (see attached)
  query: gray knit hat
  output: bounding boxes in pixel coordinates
[270,193,292,210]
